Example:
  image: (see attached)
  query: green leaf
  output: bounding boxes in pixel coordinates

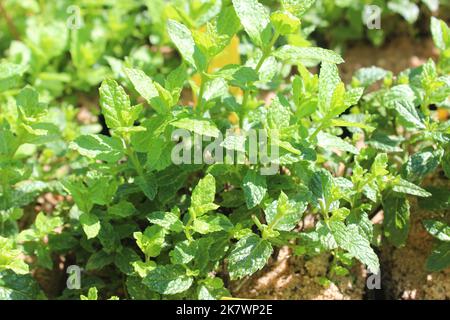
[197,277,230,300]
[243,169,267,209]
[212,65,259,89]
[80,287,98,300]
[143,264,193,295]
[423,220,450,242]
[0,237,29,275]
[126,276,159,300]
[0,62,27,91]
[270,11,300,35]
[134,225,165,258]
[265,191,306,231]
[317,132,358,154]
[167,20,206,71]
[135,173,158,201]
[147,211,184,233]
[124,67,169,114]
[170,240,198,265]
[402,149,443,181]
[108,200,136,218]
[281,0,316,17]
[166,63,187,101]
[132,260,156,278]
[426,242,450,272]
[191,174,219,216]
[347,210,373,242]
[309,169,334,213]
[70,134,125,163]
[329,221,380,273]
[0,271,44,300]
[430,17,449,51]
[99,79,140,130]
[79,213,101,239]
[267,95,291,129]
[86,250,115,270]
[115,247,141,275]
[354,67,388,87]
[171,118,220,138]
[227,234,273,280]
[16,86,46,120]
[392,178,431,197]
[382,195,410,247]
[274,45,344,64]
[318,62,341,115]
[192,214,233,234]
[34,212,62,236]
[232,0,270,47]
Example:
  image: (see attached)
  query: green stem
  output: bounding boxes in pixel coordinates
[184,208,196,242]
[128,150,144,177]
[196,73,207,114]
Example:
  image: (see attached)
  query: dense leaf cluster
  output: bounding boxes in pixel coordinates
[0,0,449,300]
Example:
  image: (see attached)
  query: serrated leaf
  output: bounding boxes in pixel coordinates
[265,191,306,231]
[227,234,273,280]
[243,169,267,209]
[402,149,443,181]
[281,0,316,17]
[167,20,206,71]
[197,277,230,300]
[124,67,169,114]
[70,134,125,163]
[232,0,270,46]
[170,240,198,265]
[86,250,115,270]
[191,174,218,216]
[430,17,449,51]
[354,66,388,87]
[99,79,140,130]
[171,118,220,138]
[309,169,334,212]
[134,225,165,258]
[392,178,431,197]
[317,132,358,154]
[143,265,193,295]
[318,62,341,115]
[147,211,184,233]
[0,271,43,300]
[108,201,136,218]
[193,214,234,234]
[330,221,380,273]
[274,45,344,64]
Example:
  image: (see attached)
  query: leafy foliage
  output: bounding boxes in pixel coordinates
[0,0,449,300]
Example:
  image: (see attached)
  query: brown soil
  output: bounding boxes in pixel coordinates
[340,36,439,83]
[231,246,366,300]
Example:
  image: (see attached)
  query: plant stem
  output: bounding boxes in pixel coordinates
[0,0,20,40]
[196,73,207,114]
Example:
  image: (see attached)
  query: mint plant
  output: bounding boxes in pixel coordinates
[0,0,448,300]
